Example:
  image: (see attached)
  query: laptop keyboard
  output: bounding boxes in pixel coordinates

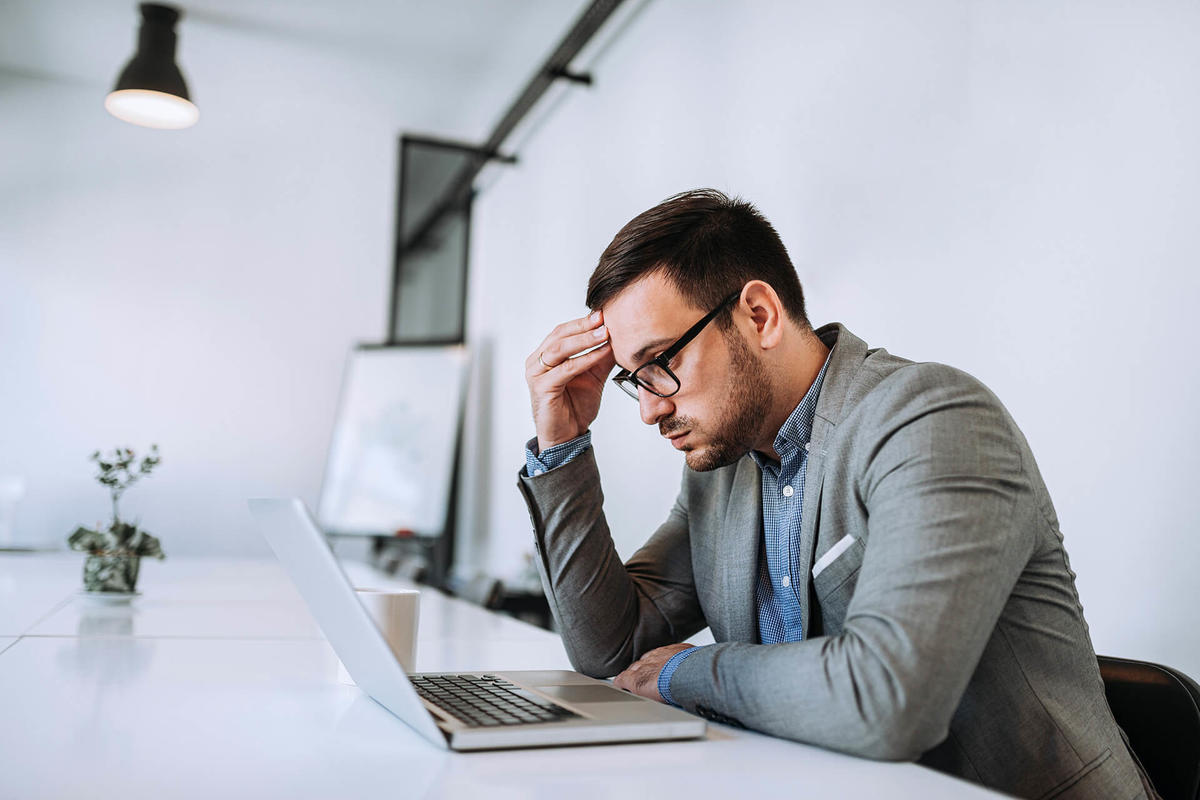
[410,674,581,728]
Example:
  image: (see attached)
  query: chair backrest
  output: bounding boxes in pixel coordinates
[1099,655,1200,800]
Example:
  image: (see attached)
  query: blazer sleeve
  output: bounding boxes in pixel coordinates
[517,447,708,677]
[666,364,1039,760]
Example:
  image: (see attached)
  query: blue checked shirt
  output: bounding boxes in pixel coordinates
[523,352,830,707]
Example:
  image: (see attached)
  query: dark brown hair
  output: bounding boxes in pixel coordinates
[586,189,809,329]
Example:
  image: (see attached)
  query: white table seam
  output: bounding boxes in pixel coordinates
[19,596,72,636]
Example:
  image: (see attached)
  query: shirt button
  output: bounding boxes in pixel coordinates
[782,485,794,497]
[533,469,545,476]
[782,575,791,588]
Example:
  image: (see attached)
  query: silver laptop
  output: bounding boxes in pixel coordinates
[248,498,706,751]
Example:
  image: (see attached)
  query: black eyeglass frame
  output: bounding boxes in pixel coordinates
[611,289,743,400]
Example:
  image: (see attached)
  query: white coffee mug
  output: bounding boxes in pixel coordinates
[337,587,419,684]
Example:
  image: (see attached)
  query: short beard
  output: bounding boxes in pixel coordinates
[677,327,773,472]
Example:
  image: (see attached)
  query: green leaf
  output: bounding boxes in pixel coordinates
[135,531,165,559]
[110,521,139,547]
[68,527,107,553]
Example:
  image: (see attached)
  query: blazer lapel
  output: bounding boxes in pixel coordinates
[796,324,869,637]
[712,324,871,644]
[796,436,826,637]
[720,457,762,643]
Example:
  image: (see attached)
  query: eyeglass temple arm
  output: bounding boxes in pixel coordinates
[656,290,742,363]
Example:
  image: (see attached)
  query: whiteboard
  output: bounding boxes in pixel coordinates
[317,345,468,537]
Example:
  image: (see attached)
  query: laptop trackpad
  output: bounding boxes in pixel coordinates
[536,684,643,703]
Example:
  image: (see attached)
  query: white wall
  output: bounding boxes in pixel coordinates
[0,0,582,555]
[467,0,1200,677]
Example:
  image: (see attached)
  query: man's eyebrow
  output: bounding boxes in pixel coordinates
[629,337,675,367]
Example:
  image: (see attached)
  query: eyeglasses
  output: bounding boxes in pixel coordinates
[611,289,742,400]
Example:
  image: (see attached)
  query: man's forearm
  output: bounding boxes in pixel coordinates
[517,448,705,677]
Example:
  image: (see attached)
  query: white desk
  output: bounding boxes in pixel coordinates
[0,553,1000,799]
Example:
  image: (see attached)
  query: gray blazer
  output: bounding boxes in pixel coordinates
[517,323,1157,800]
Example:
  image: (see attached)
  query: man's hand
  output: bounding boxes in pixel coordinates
[612,643,695,703]
[525,311,616,452]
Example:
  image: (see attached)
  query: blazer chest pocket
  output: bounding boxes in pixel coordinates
[811,535,865,627]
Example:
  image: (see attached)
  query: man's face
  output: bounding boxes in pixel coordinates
[603,274,773,471]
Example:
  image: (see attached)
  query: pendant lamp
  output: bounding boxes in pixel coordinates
[105,3,198,129]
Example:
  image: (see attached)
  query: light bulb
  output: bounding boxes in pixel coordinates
[105,89,199,130]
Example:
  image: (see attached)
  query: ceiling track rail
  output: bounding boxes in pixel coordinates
[398,0,627,257]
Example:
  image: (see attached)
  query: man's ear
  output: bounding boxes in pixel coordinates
[739,280,785,350]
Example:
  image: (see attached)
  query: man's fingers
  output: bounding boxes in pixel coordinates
[524,311,610,451]
[526,312,604,373]
[531,340,612,389]
[586,346,618,383]
[550,311,603,342]
[537,326,609,371]
[613,662,641,693]
[528,327,608,378]
[613,660,662,701]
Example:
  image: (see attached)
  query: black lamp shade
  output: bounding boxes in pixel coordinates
[105,3,198,129]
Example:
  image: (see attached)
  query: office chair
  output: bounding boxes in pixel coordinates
[1099,655,1200,800]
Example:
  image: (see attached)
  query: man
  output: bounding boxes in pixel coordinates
[517,189,1155,799]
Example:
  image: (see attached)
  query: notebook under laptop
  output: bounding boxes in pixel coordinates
[248,498,707,750]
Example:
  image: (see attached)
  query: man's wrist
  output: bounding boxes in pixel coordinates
[524,431,592,476]
[536,431,585,453]
[657,645,704,707]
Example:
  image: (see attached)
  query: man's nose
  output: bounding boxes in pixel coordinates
[638,388,674,426]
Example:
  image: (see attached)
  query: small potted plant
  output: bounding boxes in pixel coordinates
[68,445,165,594]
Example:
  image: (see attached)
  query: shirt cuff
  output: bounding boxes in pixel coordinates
[658,646,705,707]
[524,432,592,477]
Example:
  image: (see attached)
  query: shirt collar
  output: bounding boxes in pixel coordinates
[749,350,832,470]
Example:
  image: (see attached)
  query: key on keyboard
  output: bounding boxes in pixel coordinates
[409,674,581,728]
